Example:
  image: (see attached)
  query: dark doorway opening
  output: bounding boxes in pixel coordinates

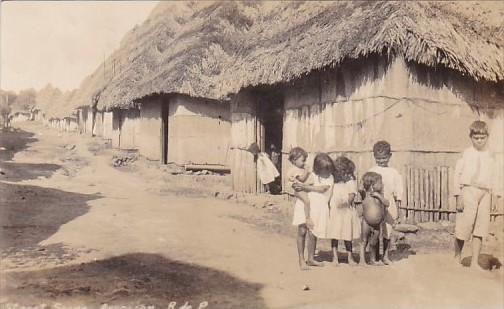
[161,101,169,164]
[257,89,284,194]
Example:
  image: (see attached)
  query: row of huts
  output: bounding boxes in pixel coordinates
[33,1,503,221]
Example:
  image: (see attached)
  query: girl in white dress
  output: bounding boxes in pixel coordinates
[293,153,334,267]
[327,156,360,266]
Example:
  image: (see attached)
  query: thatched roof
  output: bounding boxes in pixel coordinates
[222,1,504,95]
[65,2,179,113]
[78,1,503,111]
[96,1,262,110]
[44,89,78,119]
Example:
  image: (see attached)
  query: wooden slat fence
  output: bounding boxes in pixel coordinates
[401,165,504,223]
[401,165,455,223]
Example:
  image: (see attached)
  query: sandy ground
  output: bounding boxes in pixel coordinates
[1,121,503,309]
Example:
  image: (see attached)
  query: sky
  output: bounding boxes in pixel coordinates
[0,0,158,92]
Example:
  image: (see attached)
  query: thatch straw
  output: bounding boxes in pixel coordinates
[71,1,504,112]
[44,89,78,119]
[96,1,261,110]
[222,1,504,95]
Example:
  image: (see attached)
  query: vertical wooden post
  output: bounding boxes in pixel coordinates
[413,168,421,223]
[408,165,413,223]
[420,168,426,222]
[404,164,410,222]
[447,166,455,222]
[435,169,439,221]
[441,166,449,221]
[426,169,432,222]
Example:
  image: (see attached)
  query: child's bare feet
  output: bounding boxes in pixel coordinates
[358,253,366,265]
[307,259,324,267]
[470,262,486,273]
[348,254,358,266]
[382,256,392,265]
[369,259,383,266]
[299,260,310,271]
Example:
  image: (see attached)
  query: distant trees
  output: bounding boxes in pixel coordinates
[14,88,37,112]
[36,84,63,111]
[0,85,65,127]
[0,90,17,128]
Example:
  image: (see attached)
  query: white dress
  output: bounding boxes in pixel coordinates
[257,153,279,184]
[292,173,333,239]
[327,180,361,241]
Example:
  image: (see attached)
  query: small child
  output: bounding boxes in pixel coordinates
[359,172,389,265]
[327,156,360,266]
[247,142,279,193]
[292,152,334,269]
[453,120,502,271]
[368,141,403,265]
[287,147,313,229]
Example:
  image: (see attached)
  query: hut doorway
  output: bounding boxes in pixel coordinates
[257,90,284,194]
[161,102,169,164]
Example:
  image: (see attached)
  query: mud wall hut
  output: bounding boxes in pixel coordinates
[136,95,230,166]
[102,111,114,140]
[9,112,31,123]
[92,110,104,137]
[108,107,141,150]
[95,2,254,167]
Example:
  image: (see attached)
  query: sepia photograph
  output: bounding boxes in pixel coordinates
[1,1,503,308]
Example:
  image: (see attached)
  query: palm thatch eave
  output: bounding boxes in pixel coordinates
[94,1,504,110]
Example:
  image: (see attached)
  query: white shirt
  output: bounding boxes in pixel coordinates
[453,146,501,196]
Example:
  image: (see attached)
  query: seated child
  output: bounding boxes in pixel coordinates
[359,171,390,266]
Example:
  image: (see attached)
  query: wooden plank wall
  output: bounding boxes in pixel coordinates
[230,91,258,193]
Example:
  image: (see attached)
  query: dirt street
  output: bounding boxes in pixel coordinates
[1,122,503,309]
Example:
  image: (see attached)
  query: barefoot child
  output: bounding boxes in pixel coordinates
[293,152,334,269]
[287,147,312,270]
[327,156,360,266]
[287,147,313,228]
[359,172,389,265]
[368,141,403,265]
[453,121,502,271]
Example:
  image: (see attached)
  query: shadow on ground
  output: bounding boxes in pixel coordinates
[0,128,37,161]
[0,162,62,182]
[2,253,266,308]
[1,128,61,182]
[390,243,416,261]
[0,182,101,249]
[461,254,502,270]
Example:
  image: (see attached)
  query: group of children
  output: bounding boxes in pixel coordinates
[285,120,501,271]
[287,140,402,269]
